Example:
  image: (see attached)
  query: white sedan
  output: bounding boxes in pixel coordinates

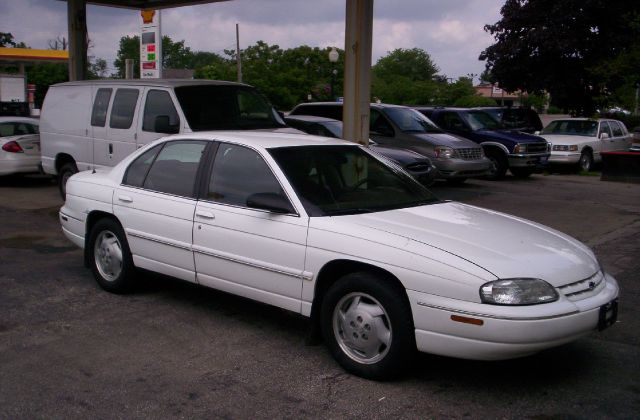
[0,116,40,175]
[59,132,619,379]
[540,118,631,171]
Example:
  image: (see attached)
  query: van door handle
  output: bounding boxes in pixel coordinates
[108,143,113,154]
[195,210,215,219]
[118,195,133,203]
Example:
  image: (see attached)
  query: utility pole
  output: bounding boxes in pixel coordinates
[236,23,242,83]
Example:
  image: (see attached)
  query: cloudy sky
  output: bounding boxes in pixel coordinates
[2,0,504,80]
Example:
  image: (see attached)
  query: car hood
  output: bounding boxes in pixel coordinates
[477,129,546,144]
[370,144,430,164]
[334,201,597,285]
[540,134,594,145]
[412,132,481,149]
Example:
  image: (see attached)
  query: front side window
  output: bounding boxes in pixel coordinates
[599,121,612,138]
[440,112,466,131]
[370,109,394,136]
[142,89,180,133]
[110,88,139,129]
[208,143,285,208]
[140,141,207,197]
[463,111,502,131]
[270,145,438,216]
[123,144,162,187]
[91,88,112,127]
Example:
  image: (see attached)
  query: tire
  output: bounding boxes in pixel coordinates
[88,218,136,293]
[320,272,415,380]
[58,162,78,199]
[510,167,534,178]
[485,150,508,180]
[579,150,593,172]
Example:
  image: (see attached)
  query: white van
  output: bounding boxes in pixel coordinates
[40,79,293,196]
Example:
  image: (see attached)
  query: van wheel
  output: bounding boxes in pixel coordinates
[58,162,78,199]
[88,218,136,293]
[321,272,415,380]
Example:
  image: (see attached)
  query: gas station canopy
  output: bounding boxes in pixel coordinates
[66,0,229,9]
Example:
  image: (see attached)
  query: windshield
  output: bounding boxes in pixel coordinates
[175,85,285,130]
[269,145,439,216]
[384,107,443,133]
[463,110,503,131]
[319,121,342,138]
[541,120,598,136]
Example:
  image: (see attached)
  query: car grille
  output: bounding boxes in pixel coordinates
[558,270,605,302]
[405,162,432,173]
[456,148,483,160]
[525,142,548,154]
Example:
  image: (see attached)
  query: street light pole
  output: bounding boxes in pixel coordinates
[328,47,339,101]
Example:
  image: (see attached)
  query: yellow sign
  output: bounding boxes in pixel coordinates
[141,9,155,24]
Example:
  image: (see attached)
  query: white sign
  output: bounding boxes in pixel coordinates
[140,9,162,79]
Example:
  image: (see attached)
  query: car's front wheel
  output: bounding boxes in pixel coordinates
[579,150,593,172]
[485,150,508,180]
[88,218,136,293]
[321,272,415,380]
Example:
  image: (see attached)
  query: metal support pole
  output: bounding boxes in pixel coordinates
[125,59,134,79]
[635,82,639,116]
[236,23,242,83]
[342,0,374,145]
[67,0,88,81]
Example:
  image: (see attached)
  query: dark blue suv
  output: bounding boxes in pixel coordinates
[416,107,550,179]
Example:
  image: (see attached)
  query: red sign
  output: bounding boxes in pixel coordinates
[147,44,155,52]
[142,62,156,70]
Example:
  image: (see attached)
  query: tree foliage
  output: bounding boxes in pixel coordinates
[480,0,640,115]
[0,32,27,48]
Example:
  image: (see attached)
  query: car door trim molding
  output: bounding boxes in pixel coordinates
[416,301,579,321]
[126,228,192,251]
[192,244,313,281]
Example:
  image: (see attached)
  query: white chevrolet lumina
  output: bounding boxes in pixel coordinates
[59,132,619,379]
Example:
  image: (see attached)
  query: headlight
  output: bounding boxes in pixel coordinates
[552,144,579,152]
[434,146,455,158]
[480,278,558,305]
[513,144,526,153]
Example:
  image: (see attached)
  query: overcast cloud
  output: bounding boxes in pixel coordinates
[1,0,503,80]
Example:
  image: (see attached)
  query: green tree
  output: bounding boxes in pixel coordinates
[373,48,438,82]
[26,63,68,108]
[0,32,27,48]
[114,35,140,78]
[480,0,640,115]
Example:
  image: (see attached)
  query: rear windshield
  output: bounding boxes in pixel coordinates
[174,85,285,130]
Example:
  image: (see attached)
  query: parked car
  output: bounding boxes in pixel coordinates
[631,127,640,152]
[40,79,296,197]
[60,131,619,380]
[289,102,492,184]
[475,107,543,134]
[539,118,632,171]
[0,116,40,176]
[416,107,550,179]
[284,114,437,186]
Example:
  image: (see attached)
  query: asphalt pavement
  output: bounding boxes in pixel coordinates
[0,172,638,419]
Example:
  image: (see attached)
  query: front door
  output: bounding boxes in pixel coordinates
[193,142,308,313]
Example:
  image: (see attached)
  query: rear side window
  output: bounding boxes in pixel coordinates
[110,88,139,129]
[142,141,207,197]
[142,89,180,133]
[610,121,624,137]
[91,88,112,127]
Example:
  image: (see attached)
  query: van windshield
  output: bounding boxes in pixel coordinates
[174,85,286,130]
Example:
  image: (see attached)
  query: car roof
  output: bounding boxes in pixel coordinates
[293,102,406,109]
[0,116,39,124]
[549,118,617,123]
[285,115,340,123]
[52,79,250,89]
[160,130,355,150]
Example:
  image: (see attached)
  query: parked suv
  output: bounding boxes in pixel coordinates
[416,107,550,179]
[40,80,295,197]
[289,102,492,183]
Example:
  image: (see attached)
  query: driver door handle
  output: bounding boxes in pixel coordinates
[195,210,215,219]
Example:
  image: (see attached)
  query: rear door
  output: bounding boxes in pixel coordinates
[609,121,629,150]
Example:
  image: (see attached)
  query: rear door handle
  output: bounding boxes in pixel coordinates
[118,195,133,203]
[195,210,215,219]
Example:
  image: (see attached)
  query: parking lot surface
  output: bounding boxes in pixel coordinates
[1,173,639,419]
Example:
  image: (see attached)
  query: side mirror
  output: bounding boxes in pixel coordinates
[246,192,295,214]
[154,115,179,134]
[534,130,541,135]
[600,132,609,140]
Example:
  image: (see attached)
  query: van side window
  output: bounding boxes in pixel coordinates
[142,90,180,133]
[91,88,112,127]
[110,88,139,130]
[143,141,207,197]
[123,144,162,187]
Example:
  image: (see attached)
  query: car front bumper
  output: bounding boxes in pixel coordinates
[432,157,493,179]
[508,152,551,168]
[407,272,619,360]
[549,152,581,164]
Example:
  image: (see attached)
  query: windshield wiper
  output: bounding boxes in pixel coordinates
[326,208,376,216]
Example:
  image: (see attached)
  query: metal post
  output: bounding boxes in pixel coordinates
[236,23,242,83]
[125,59,134,79]
[67,0,87,81]
[635,82,639,116]
[342,0,374,145]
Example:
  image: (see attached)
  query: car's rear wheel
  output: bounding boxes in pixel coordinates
[485,150,508,180]
[58,162,78,199]
[320,272,415,380]
[510,167,534,178]
[88,218,135,293]
[579,150,593,172]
